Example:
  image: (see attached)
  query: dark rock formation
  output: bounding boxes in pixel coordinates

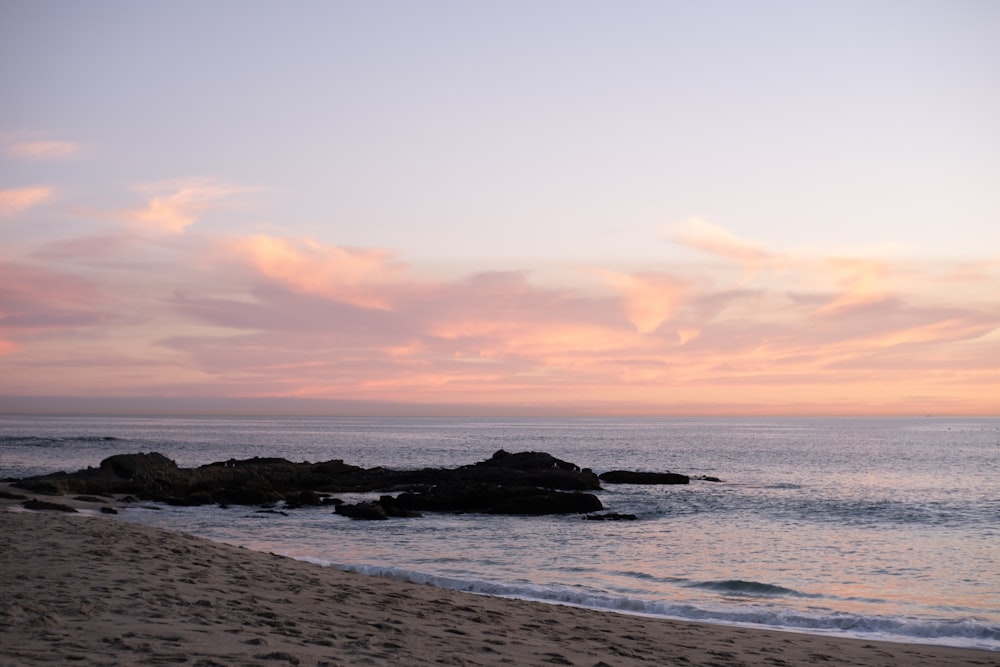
[166,490,215,507]
[72,495,107,503]
[214,487,285,506]
[484,491,603,515]
[457,450,600,491]
[14,480,62,495]
[13,453,369,504]
[585,512,639,521]
[335,501,388,520]
[377,495,422,518]
[10,449,708,518]
[100,452,179,480]
[392,482,602,515]
[12,449,602,509]
[294,490,324,506]
[22,498,78,513]
[599,470,690,485]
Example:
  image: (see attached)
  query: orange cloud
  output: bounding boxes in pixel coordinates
[665,219,945,321]
[476,323,639,365]
[2,205,998,414]
[121,181,254,234]
[0,187,53,217]
[152,225,997,414]
[816,257,892,314]
[602,271,689,334]
[6,140,83,160]
[231,235,399,309]
[863,317,993,351]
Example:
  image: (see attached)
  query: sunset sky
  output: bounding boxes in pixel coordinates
[1,1,998,415]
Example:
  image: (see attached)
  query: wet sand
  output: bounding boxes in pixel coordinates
[1,490,997,666]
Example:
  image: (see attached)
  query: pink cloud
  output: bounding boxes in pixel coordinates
[0,263,112,372]
[33,232,142,263]
[668,217,783,271]
[229,235,403,309]
[814,257,893,314]
[119,181,255,234]
[161,266,638,398]
[0,263,108,329]
[0,187,53,217]
[6,140,83,160]
[153,230,998,412]
[601,270,690,334]
[0,338,18,357]
[2,210,998,414]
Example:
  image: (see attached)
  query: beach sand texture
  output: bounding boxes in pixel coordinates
[1,497,997,667]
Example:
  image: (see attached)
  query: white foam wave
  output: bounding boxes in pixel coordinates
[294,557,1000,652]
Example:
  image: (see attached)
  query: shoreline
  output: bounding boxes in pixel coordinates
[2,494,997,666]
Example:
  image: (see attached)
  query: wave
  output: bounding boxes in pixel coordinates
[762,495,986,530]
[295,558,1000,651]
[608,570,685,585]
[684,579,820,598]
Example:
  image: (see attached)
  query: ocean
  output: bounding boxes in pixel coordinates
[1,414,998,651]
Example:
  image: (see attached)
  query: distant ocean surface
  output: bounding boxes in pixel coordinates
[2,415,998,651]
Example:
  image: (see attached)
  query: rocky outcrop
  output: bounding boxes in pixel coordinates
[72,495,108,503]
[598,470,690,485]
[99,452,179,480]
[455,450,600,491]
[484,491,602,515]
[391,482,602,516]
[15,450,601,519]
[22,498,78,513]
[335,501,389,520]
[377,496,423,518]
[12,449,707,519]
[14,453,371,502]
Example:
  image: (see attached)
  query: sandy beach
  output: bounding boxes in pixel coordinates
[1,491,997,667]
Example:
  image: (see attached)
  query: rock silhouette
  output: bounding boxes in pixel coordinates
[13,449,711,518]
[13,449,606,517]
[599,470,690,485]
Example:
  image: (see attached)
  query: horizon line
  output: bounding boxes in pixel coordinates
[0,396,994,419]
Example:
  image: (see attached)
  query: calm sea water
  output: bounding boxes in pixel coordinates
[1,415,998,651]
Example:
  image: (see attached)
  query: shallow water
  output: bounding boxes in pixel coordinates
[2,415,998,650]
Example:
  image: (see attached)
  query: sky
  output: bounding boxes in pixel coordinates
[1,0,998,415]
